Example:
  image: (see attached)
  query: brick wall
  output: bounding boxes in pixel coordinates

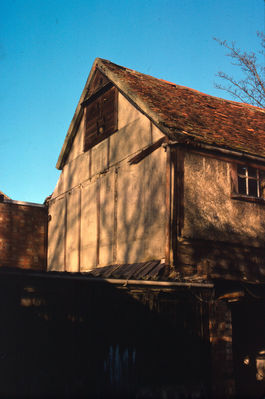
[0,200,47,270]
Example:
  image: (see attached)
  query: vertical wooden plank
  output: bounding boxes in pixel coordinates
[64,195,67,272]
[166,146,185,266]
[107,136,110,170]
[66,190,80,272]
[113,168,118,263]
[171,147,178,265]
[99,172,114,266]
[78,186,82,272]
[89,149,92,179]
[176,147,185,236]
[172,146,185,266]
[44,207,48,271]
[96,178,101,266]
[165,145,171,265]
[80,181,97,270]
[47,197,66,271]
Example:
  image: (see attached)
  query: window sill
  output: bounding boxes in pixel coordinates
[231,194,265,204]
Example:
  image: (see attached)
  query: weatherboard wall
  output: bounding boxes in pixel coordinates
[47,93,165,272]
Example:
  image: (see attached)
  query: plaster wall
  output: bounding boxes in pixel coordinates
[183,152,265,246]
[180,151,265,280]
[48,93,165,271]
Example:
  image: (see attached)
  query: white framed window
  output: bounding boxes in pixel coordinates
[231,164,265,200]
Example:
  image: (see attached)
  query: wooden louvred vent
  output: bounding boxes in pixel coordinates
[84,85,118,152]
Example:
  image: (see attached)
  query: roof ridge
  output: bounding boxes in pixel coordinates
[97,58,265,113]
[56,57,265,170]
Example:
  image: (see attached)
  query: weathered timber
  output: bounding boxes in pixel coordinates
[83,85,118,152]
[96,178,100,266]
[0,271,213,398]
[177,238,265,282]
[171,146,185,267]
[128,137,165,164]
[165,145,171,265]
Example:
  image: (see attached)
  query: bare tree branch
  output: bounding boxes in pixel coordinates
[214,32,265,108]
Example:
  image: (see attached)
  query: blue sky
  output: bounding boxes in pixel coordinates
[0,0,264,203]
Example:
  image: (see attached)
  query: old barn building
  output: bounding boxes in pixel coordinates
[44,59,265,398]
[1,59,265,398]
[48,58,265,283]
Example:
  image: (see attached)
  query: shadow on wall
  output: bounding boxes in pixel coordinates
[181,177,265,280]
[105,138,165,265]
[48,125,166,270]
[0,273,211,398]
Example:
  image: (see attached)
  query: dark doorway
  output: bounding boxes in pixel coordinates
[232,299,265,398]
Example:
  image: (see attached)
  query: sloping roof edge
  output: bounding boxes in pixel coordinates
[56,58,98,170]
[0,191,11,200]
[56,58,265,170]
[56,58,185,170]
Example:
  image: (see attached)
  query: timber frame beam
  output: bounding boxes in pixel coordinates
[165,143,184,266]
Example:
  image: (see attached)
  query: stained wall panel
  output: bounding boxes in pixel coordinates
[80,181,97,270]
[66,188,80,272]
[99,171,114,266]
[48,197,66,271]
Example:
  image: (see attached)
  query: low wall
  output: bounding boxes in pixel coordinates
[0,199,47,270]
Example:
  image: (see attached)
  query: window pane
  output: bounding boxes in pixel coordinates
[248,167,257,178]
[237,165,247,176]
[238,176,247,194]
[249,179,258,197]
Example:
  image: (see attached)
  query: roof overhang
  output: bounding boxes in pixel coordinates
[56,58,265,170]
[56,58,185,170]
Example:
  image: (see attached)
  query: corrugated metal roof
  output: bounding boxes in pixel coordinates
[0,262,212,286]
[88,261,163,280]
[85,261,209,284]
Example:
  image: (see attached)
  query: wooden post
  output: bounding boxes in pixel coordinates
[44,206,48,271]
[64,196,67,272]
[113,168,118,264]
[165,145,185,266]
[165,145,171,265]
[96,178,101,266]
[78,186,82,272]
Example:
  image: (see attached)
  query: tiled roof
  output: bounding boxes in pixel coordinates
[97,59,265,158]
[56,58,265,169]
